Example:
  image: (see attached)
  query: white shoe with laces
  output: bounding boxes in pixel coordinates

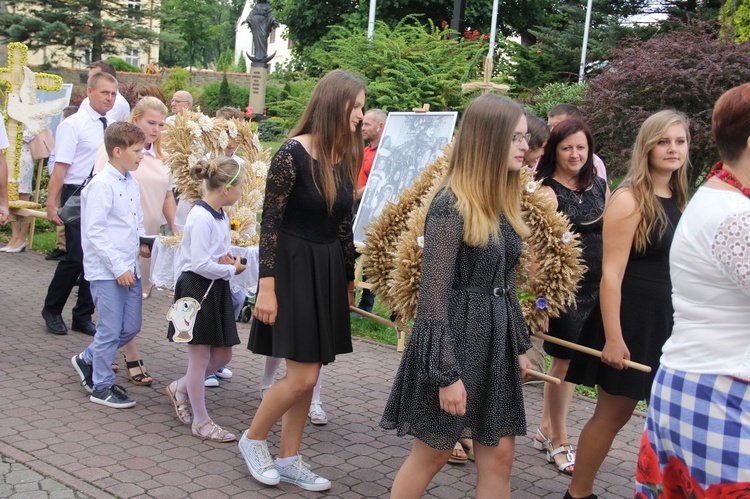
[275,455,331,491]
[238,431,280,485]
[308,402,328,425]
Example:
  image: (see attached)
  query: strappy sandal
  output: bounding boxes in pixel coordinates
[166,381,192,424]
[125,357,153,386]
[448,442,468,464]
[459,438,475,461]
[192,420,236,443]
[533,428,551,452]
[547,442,575,475]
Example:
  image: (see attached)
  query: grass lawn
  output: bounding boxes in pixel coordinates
[0,218,58,254]
[349,288,401,346]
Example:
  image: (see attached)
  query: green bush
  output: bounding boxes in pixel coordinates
[106,57,142,73]
[197,80,250,116]
[266,77,317,130]
[523,82,588,119]
[162,68,191,96]
[236,52,247,73]
[257,117,286,142]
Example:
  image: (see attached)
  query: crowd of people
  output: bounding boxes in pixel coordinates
[1,60,749,497]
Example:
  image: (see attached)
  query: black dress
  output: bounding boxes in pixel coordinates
[248,139,354,364]
[566,196,681,400]
[542,177,607,359]
[380,189,532,450]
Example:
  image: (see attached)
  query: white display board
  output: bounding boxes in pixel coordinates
[353,111,458,245]
[35,83,73,136]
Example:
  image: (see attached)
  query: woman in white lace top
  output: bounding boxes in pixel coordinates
[636,83,750,497]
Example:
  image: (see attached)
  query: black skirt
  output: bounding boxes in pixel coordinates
[566,274,673,400]
[167,271,240,347]
[248,231,353,364]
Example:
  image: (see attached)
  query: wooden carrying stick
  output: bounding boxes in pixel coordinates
[525,369,561,385]
[534,332,651,373]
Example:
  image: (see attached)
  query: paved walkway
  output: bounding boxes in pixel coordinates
[0,250,643,498]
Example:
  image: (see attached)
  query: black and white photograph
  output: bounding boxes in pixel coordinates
[353,111,458,244]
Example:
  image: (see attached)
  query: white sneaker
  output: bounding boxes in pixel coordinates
[276,455,331,491]
[238,431,280,485]
[204,374,219,387]
[215,366,233,379]
[308,402,328,425]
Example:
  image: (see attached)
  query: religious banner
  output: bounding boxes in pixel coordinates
[353,111,457,245]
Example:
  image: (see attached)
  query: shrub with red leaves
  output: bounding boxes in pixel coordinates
[583,20,750,188]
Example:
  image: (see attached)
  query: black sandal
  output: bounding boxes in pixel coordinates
[124,357,153,386]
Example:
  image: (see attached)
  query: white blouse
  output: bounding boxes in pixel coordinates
[176,201,236,281]
[661,185,750,380]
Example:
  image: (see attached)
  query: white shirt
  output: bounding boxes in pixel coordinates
[53,106,108,184]
[0,114,9,149]
[661,186,750,379]
[79,91,131,123]
[81,162,146,281]
[177,200,236,281]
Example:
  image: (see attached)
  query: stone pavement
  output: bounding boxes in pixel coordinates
[0,250,644,498]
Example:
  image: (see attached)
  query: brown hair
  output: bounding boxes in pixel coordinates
[548,103,582,120]
[290,69,366,212]
[535,119,596,191]
[104,122,145,157]
[87,72,117,90]
[443,93,530,246]
[128,97,168,159]
[190,156,244,192]
[712,83,750,165]
[88,60,117,78]
[525,112,550,150]
[216,107,243,120]
[136,84,168,106]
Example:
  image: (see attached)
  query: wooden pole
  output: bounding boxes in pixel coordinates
[27,158,46,250]
[534,332,651,373]
[525,369,561,385]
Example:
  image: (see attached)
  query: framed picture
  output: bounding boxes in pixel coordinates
[35,83,73,136]
[353,111,458,245]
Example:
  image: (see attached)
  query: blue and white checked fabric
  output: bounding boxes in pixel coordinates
[643,366,750,489]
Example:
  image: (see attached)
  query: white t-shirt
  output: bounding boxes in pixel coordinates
[661,185,750,380]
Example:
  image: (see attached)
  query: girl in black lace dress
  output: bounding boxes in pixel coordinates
[564,111,689,499]
[240,70,365,492]
[380,94,534,499]
[533,120,609,475]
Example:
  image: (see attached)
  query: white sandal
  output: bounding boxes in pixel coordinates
[547,442,575,475]
[533,428,551,451]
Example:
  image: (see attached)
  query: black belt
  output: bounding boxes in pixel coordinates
[453,284,510,297]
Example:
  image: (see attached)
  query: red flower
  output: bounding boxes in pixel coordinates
[441,20,448,29]
[637,430,662,486]
[662,456,706,499]
[705,482,750,498]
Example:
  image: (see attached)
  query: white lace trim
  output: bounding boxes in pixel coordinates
[711,211,750,295]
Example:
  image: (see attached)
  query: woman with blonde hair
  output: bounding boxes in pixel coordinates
[564,110,689,499]
[239,69,365,492]
[380,93,533,499]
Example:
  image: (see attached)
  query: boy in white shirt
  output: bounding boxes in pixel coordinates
[71,122,150,408]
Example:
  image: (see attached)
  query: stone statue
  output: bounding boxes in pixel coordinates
[243,0,279,65]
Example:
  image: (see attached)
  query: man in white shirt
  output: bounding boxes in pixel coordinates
[78,61,131,123]
[0,114,10,226]
[42,72,117,336]
[165,90,193,126]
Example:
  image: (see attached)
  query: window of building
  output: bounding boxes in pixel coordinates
[124,48,140,68]
[127,0,141,19]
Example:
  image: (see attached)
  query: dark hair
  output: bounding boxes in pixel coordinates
[525,112,550,150]
[290,69,366,212]
[136,84,168,106]
[548,103,582,120]
[87,72,117,90]
[104,122,145,157]
[189,156,244,191]
[535,119,596,191]
[88,60,117,78]
[62,106,78,119]
[216,107,243,120]
[712,83,750,164]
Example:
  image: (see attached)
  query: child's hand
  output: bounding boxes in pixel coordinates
[219,253,234,265]
[139,243,151,258]
[117,269,135,287]
[233,256,247,275]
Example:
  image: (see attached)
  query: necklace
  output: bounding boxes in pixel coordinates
[554,175,584,204]
[706,162,750,199]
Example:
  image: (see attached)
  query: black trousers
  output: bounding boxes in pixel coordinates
[43,184,94,322]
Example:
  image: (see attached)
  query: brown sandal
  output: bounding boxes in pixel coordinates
[166,381,192,424]
[125,357,153,386]
[191,420,236,442]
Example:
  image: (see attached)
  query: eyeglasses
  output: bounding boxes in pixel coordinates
[171,99,189,104]
[511,133,531,146]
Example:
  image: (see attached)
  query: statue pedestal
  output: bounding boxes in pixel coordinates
[249,62,268,115]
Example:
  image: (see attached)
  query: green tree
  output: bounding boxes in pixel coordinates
[307,17,486,112]
[236,51,247,73]
[218,73,232,107]
[0,0,158,65]
[720,0,750,41]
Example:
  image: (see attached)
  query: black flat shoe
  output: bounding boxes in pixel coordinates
[71,320,97,336]
[45,248,67,261]
[42,308,68,335]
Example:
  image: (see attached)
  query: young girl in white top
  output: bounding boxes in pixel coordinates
[166,156,246,442]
